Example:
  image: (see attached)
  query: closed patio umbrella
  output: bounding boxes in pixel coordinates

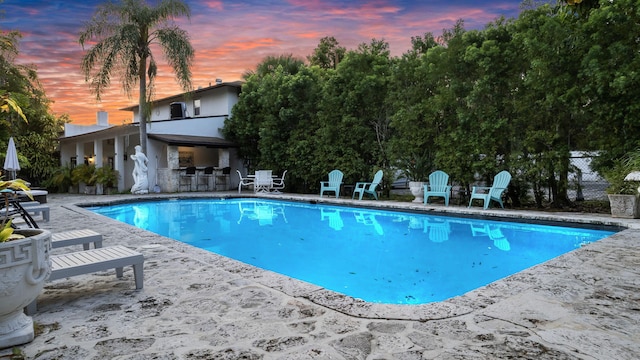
[3,137,20,180]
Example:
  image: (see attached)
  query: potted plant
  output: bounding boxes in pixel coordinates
[46,164,74,193]
[603,155,640,218]
[72,164,97,195]
[0,171,52,348]
[398,152,432,203]
[94,166,119,195]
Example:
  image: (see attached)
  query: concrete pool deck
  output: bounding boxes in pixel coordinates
[14,192,640,359]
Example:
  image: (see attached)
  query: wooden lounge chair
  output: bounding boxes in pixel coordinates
[51,229,103,250]
[1,196,39,228]
[25,245,144,314]
[21,204,50,222]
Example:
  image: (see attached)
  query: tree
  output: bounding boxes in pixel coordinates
[0,30,31,129]
[580,0,640,169]
[387,33,441,182]
[224,55,321,192]
[318,39,393,189]
[1,22,65,185]
[510,5,587,207]
[242,54,305,79]
[79,0,195,154]
[307,36,346,70]
[225,54,306,166]
[423,21,480,191]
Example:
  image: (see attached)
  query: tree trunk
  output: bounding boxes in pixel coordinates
[138,55,148,155]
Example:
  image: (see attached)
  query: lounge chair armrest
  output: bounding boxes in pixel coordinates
[354,182,371,189]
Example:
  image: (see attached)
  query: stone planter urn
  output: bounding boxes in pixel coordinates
[608,194,640,219]
[409,181,425,203]
[0,229,51,348]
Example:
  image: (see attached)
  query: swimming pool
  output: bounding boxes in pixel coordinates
[88,198,615,304]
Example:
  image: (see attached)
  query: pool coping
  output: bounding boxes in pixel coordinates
[71,192,637,321]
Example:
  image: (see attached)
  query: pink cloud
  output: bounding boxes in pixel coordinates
[203,1,224,10]
[8,0,523,125]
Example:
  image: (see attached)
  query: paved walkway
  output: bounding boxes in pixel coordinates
[13,193,640,359]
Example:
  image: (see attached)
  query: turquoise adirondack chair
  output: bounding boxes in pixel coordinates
[352,170,383,200]
[468,170,512,210]
[320,170,344,198]
[423,170,452,206]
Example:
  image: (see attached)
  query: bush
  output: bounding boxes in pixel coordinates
[603,157,639,195]
[71,164,97,186]
[94,166,119,188]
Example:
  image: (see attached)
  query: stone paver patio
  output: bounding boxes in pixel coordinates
[12,192,640,359]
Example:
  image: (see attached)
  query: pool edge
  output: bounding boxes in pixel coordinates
[70,192,632,321]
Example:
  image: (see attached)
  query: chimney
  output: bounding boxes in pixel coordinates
[97,111,109,126]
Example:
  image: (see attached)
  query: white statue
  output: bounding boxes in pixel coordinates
[130,145,149,194]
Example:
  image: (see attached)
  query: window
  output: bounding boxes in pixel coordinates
[194,99,201,116]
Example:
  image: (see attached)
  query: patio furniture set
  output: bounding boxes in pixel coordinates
[237,170,287,194]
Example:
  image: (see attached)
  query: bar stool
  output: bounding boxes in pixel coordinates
[197,166,214,191]
[179,166,196,191]
[215,167,231,191]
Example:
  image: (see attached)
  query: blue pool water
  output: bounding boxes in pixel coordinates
[88,198,615,304]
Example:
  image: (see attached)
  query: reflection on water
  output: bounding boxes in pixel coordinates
[320,208,343,231]
[423,218,451,243]
[471,224,510,251]
[238,201,287,226]
[88,198,615,304]
[354,212,384,235]
[133,205,149,230]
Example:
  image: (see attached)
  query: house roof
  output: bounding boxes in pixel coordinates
[119,81,243,111]
[148,134,237,148]
[59,123,139,140]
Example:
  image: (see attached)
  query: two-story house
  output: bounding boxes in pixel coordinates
[59,80,243,194]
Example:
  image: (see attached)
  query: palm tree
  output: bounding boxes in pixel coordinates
[242,54,305,80]
[79,0,195,154]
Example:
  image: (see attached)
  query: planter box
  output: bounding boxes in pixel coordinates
[0,229,51,348]
[409,181,425,203]
[608,194,640,218]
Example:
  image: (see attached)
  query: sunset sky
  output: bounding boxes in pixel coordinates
[2,0,532,125]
